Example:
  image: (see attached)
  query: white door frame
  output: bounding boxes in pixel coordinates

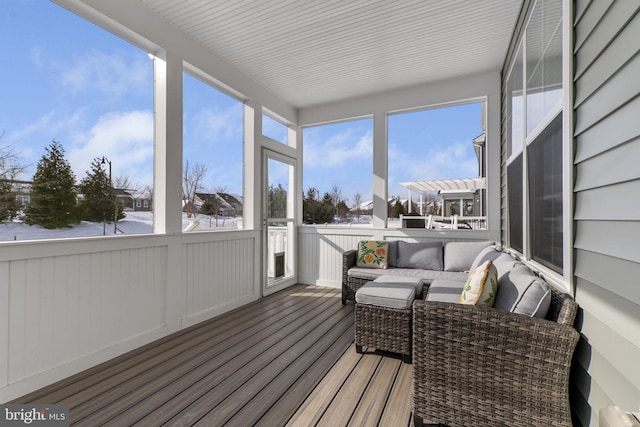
[262,149,297,295]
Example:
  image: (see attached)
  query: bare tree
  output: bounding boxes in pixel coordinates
[214,185,229,194]
[114,175,140,193]
[329,185,344,216]
[182,161,208,218]
[0,135,29,221]
[352,192,363,220]
[423,191,440,215]
[0,136,28,182]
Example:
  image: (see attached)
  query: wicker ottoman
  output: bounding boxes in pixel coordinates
[354,277,421,364]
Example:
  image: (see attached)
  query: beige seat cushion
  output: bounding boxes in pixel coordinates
[355,282,416,310]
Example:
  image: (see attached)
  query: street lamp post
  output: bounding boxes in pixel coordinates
[101,156,117,234]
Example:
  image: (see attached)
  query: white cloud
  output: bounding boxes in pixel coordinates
[304,128,372,168]
[8,109,89,174]
[388,139,478,195]
[58,50,150,100]
[189,103,243,145]
[68,110,154,185]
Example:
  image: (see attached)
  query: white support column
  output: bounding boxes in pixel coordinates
[152,51,184,333]
[0,262,8,390]
[372,111,387,228]
[243,101,262,231]
[293,126,303,226]
[153,51,183,235]
[485,94,502,242]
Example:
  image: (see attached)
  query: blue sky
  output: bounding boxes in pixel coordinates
[303,102,483,203]
[2,0,483,204]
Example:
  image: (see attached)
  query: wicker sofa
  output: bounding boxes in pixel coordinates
[342,240,493,305]
[343,240,580,426]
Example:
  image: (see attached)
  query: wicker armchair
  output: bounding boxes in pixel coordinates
[412,288,580,427]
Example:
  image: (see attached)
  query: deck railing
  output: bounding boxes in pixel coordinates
[399,214,487,230]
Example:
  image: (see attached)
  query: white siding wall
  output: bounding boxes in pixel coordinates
[572,1,640,425]
[0,231,260,401]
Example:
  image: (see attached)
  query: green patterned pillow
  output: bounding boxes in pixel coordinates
[460,259,497,307]
[356,240,389,269]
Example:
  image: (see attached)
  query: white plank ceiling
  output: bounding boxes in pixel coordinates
[138,0,524,109]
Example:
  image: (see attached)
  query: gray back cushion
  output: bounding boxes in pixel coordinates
[387,240,399,267]
[444,240,494,272]
[469,246,503,271]
[397,241,443,271]
[492,253,522,281]
[494,265,551,318]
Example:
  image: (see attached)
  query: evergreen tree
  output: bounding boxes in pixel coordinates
[394,197,406,217]
[25,141,79,228]
[268,184,287,219]
[302,187,334,224]
[200,200,217,216]
[79,157,121,223]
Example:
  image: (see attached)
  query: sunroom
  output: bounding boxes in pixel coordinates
[1,0,639,426]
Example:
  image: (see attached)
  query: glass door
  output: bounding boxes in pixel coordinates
[263,150,296,295]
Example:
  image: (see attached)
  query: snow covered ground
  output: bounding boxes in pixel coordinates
[0,211,240,242]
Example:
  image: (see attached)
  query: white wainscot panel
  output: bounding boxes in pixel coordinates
[183,235,257,325]
[7,246,168,388]
[298,228,374,288]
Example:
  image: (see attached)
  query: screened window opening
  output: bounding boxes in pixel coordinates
[504,0,565,276]
[528,113,563,272]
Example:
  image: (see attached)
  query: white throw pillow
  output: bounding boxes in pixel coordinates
[460,260,498,307]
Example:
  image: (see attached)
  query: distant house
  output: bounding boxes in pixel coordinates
[134,196,152,211]
[115,189,135,210]
[194,192,243,216]
[7,180,33,207]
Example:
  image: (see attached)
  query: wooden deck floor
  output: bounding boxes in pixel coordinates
[13,285,413,426]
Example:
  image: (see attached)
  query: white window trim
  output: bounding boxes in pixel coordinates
[504,0,572,292]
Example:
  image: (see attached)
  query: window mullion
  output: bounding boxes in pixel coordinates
[522,30,530,261]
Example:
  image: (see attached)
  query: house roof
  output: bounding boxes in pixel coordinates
[94,0,523,109]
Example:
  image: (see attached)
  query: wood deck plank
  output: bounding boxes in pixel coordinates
[119,289,341,427]
[225,315,355,426]
[199,308,355,426]
[71,287,335,425]
[315,352,383,426]
[285,345,362,427]
[379,362,414,427]
[10,285,413,427]
[254,324,354,427]
[135,291,346,427]
[348,356,401,426]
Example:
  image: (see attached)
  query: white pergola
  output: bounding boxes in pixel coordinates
[399,178,486,215]
[399,177,486,194]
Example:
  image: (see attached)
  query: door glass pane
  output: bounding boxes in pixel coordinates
[267,158,294,288]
